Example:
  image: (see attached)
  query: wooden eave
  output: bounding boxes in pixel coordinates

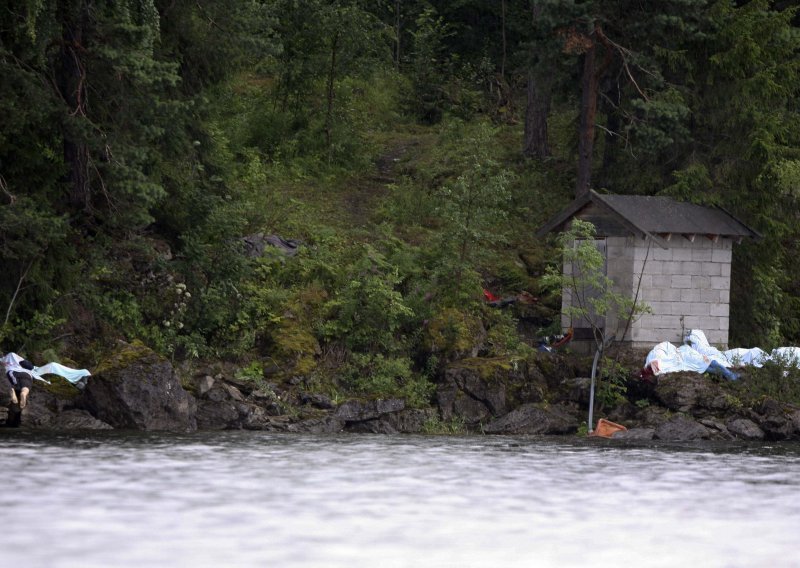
[536,190,670,249]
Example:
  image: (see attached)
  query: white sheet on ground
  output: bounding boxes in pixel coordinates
[683,329,798,368]
[645,341,712,375]
[685,329,767,368]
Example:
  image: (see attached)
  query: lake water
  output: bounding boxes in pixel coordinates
[1,431,799,568]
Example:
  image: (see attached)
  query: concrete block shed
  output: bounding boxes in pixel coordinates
[537,190,759,349]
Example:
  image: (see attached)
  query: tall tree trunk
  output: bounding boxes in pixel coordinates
[599,83,620,188]
[576,32,599,197]
[395,0,401,70]
[576,24,614,197]
[58,8,90,210]
[325,31,339,160]
[522,2,551,159]
[500,0,507,81]
[523,70,551,158]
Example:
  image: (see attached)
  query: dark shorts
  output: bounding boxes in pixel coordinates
[6,371,33,391]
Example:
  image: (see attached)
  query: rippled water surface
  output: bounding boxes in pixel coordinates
[2,431,799,567]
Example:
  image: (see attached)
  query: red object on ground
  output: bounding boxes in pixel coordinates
[483,289,501,302]
[551,327,573,348]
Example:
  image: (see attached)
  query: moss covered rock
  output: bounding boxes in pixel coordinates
[437,356,531,426]
[77,341,196,431]
[425,308,486,361]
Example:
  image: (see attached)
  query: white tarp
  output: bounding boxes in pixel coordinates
[2,352,91,385]
[643,330,800,378]
[644,342,709,375]
[685,329,800,368]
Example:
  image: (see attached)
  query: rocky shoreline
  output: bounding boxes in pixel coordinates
[3,341,800,442]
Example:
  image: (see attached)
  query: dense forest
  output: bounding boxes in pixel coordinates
[2,0,800,405]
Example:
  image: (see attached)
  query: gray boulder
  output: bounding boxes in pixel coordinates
[196,399,240,430]
[750,398,798,440]
[726,418,764,440]
[335,398,405,423]
[611,428,655,441]
[655,373,731,416]
[483,403,579,435]
[51,409,113,430]
[654,415,710,441]
[195,380,287,431]
[437,357,532,426]
[77,341,196,431]
[384,408,437,433]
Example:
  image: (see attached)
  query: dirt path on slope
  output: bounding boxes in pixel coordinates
[340,140,417,228]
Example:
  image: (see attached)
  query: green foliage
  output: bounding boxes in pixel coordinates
[733,356,800,406]
[4,0,800,409]
[0,196,73,348]
[484,310,533,358]
[407,7,452,123]
[379,176,439,228]
[596,356,628,408]
[318,244,414,353]
[236,360,265,384]
[425,307,483,358]
[662,163,714,202]
[340,353,434,408]
[627,88,691,156]
[433,121,514,289]
[422,415,466,435]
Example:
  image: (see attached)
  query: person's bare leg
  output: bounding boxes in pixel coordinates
[19,387,29,409]
[9,387,18,405]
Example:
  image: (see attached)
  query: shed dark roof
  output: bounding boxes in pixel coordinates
[536,190,759,247]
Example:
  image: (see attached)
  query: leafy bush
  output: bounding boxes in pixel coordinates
[422,415,466,435]
[484,309,532,358]
[425,307,483,358]
[340,353,434,408]
[597,357,629,408]
[733,355,800,405]
[318,244,414,353]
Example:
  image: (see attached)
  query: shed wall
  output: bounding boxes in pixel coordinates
[561,236,733,350]
[628,237,732,348]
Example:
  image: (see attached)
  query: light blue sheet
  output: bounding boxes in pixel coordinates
[2,352,91,385]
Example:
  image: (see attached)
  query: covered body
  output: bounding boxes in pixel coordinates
[1,352,91,384]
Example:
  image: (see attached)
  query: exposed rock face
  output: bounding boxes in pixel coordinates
[750,399,798,441]
[288,398,412,434]
[52,409,113,430]
[5,343,800,442]
[242,233,301,258]
[437,356,542,426]
[194,377,288,431]
[335,398,405,422]
[726,418,764,440]
[483,403,579,435]
[611,428,655,440]
[655,373,731,415]
[654,415,711,441]
[77,342,196,431]
[341,408,436,435]
[384,409,437,433]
